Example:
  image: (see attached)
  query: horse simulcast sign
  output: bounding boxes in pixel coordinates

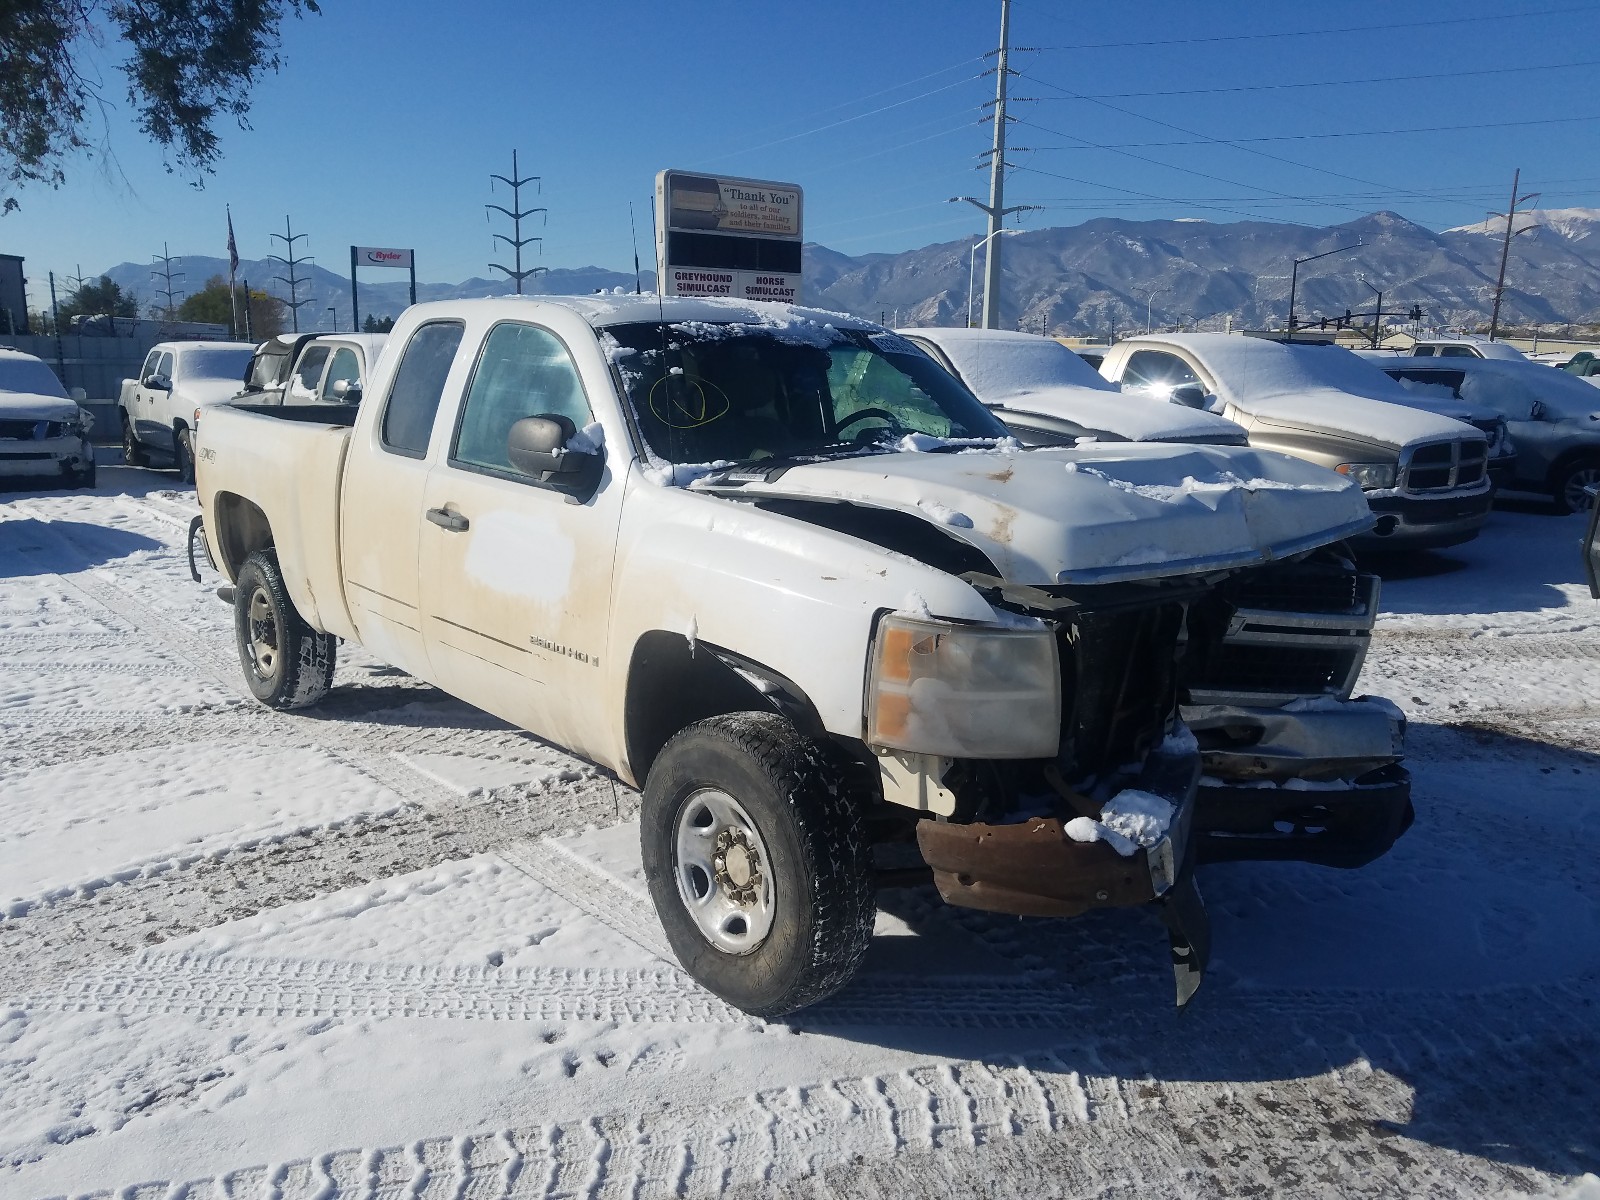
[655,171,804,304]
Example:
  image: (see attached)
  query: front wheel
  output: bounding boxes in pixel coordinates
[1552,458,1600,515]
[233,551,336,709]
[641,712,875,1018]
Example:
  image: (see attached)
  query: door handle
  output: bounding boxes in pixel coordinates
[425,507,470,533]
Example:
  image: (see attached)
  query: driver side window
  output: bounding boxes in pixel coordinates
[452,322,592,478]
[1121,350,1199,391]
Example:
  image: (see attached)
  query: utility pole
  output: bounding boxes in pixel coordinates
[151,243,185,319]
[1488,168,1539,342]
[268,216,314,333]
[487,150,549,294]
[954,0,1038,329]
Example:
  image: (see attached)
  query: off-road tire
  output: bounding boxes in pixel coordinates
[1551,456,1600,515]
[122,417,149,467]
[175,428,196,484]
[233,550,336,709]
[641,712,875,1018]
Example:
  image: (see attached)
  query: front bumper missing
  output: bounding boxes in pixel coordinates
[915,744,1210,1006]
[1185,696,1412,867]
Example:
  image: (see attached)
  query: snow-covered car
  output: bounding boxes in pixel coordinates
[1408,336,1530,362]
[232,333,388,409]
[898,330,1408,867]
[195,296,1381,1016]
[1099,333,1496,550]
[119,340,255,482]
[1374,356,1600,513]
[0,348,96,489]
[897,327,1248,446]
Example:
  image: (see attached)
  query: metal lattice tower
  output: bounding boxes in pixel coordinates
[268,216,315,333]
[151,243,185,318]
[487,150,549,294]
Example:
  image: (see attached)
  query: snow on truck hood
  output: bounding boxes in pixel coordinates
[1244,387,1487,450]
[0,391,79,423]
[724,443,1373,586]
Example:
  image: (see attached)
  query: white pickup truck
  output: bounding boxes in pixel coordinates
[196,296,1375,1016]
[119,340,255,481]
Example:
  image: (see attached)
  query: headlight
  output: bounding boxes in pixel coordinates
[1335,462,1397,490]
[866,614,1060,759]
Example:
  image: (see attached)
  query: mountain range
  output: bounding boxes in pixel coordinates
[100,208,1600,336]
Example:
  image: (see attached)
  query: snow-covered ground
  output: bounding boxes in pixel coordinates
[2,463,1598,1198]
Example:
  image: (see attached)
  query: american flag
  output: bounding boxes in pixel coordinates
[227,206,239,275]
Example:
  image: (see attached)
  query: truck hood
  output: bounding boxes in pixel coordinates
[0,392,79,423]
[1244,388,1485,451]
[722,443,1374,586]
[994,386,1247,444]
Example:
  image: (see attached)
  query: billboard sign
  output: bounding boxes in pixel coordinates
[355,246,414,269]
[656,171,803,303]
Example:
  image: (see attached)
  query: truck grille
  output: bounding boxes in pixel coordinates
[0,419,68,440]
[1183,562,1378,705]
[1059,601,1186,780]
[1403,440,1487,492]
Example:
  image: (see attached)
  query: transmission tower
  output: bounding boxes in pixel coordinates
[151,243,185,318]
[952,0,1039,328]
[1488,168,1539,342]
[486,150,548,294]
[268,215,315,333]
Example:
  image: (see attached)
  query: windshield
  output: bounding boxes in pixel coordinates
[178,346,254,383]
[0,355,68,398]
[602,321,1009,466]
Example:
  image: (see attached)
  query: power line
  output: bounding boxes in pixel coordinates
[1009,161,1325,228]
[1017,72,1486,207]
[1027,5,1600,51]
[1027,58,1600,101]
[1031,112,1600,151]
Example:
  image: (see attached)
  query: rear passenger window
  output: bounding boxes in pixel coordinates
[382,322,466,457]
[452,322,590,476]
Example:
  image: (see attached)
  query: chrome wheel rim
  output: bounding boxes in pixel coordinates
[673,788,775,954]
[1563,466,1600,512]
[246,587,280,681]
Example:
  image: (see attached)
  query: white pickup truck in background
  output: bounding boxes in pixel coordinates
[195,296,1379,1016]
[119,340,255,481]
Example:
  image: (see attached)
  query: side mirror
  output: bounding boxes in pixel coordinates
[1530,400,1547,422]
[144,374,171,391]
[329,378,362,403]
[507,414,599,481]
[1170,383,1208,408]
[69,386,87,402]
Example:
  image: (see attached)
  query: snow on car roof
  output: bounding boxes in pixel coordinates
[1379,355,1600,419]
[897,327,1117,397]
[1121,333,1484,448]
[1410,337,1530,361]
[402,294,881,335]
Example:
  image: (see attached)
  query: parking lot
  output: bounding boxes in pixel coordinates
[0,457,1595,1197]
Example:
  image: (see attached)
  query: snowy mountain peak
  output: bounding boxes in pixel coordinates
[1445,207,1600,241]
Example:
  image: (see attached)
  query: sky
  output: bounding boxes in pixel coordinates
[7,0,1600,310]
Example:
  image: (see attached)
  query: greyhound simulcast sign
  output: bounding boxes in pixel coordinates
[656,171,804,303]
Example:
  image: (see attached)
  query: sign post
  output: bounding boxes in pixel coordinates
[654,171,803,303]
[350,245,417,331]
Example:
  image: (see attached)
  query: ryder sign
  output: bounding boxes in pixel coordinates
[656,171,804,303]
[355,246,414,269]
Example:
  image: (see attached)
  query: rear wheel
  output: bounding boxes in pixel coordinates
[233,550,336,709]
[121,417,148,467]
[175,428,196,484]
[1552,457,1600,515]
[640,712,875,1018]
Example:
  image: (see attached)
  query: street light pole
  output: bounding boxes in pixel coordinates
[966,228,1022,327]
[1288,241,1362,336]
[1134,286,1156,334]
